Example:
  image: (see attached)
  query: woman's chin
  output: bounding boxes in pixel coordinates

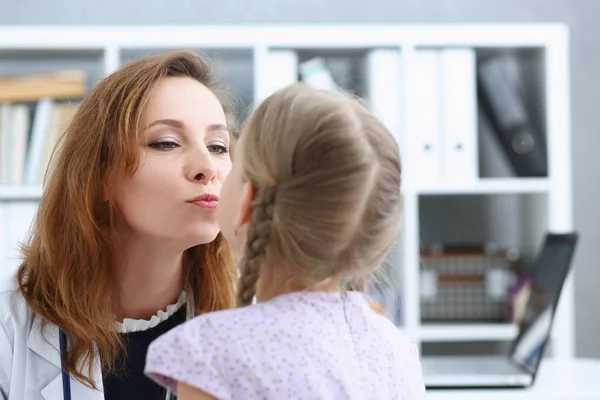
[181,225,221,247]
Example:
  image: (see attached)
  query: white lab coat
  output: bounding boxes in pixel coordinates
[0,273,104,400]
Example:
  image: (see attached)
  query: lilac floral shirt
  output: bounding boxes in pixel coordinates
[145,291,426,399]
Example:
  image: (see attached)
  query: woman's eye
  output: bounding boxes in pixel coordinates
[149,141,180,151]
[208,144,229,155]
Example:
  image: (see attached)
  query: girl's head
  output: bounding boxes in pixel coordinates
[18,50,237,387]
[217,83,402,306]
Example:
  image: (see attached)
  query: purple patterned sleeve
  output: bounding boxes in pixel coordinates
[404,341,427,399]
[145,317,231,399]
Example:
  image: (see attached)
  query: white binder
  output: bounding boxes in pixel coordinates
[0,104,11,185]
[24,98,53,185]
[9,105,30,185]
[364,48,402,150]
[0,204,7,276]
[299,57,337,90]
[440,48,479,184]
[405,49,443,186]
[257,49,298,102]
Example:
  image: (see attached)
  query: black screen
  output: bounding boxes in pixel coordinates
[509,233,578,374]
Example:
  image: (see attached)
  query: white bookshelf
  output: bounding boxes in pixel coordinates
[418,323,519,342]
[415,178,552,195]
[0,185,44,200]
[0,24,574,359]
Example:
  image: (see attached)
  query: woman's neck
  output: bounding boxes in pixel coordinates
[114,238,185,321]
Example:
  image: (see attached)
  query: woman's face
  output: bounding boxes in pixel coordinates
[113,76,232,248]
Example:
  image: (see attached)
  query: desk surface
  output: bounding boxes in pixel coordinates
[425,358,600,399]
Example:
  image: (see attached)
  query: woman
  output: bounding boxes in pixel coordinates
[0,50,238,399]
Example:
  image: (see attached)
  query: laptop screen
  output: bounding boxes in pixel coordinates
[509,232,578,374]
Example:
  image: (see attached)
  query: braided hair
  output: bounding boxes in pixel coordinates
[236,187,277,306]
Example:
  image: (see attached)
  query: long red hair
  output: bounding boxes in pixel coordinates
[17,50,237,388]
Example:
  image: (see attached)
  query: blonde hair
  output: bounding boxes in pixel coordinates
[18,50,237,388]
[236,83,402,306]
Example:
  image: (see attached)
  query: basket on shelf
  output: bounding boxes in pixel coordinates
[420,243,520,323]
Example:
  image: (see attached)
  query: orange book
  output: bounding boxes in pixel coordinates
[0,70,87,102]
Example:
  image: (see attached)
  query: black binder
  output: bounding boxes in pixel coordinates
[477,55,548,177]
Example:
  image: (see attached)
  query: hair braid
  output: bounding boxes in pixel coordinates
[236,186,277,307]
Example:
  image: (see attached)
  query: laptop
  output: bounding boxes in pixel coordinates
[420,232,579,388]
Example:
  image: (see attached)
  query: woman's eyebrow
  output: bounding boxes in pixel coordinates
[207,123,229,133]
[144,119,185,130]
[143,120,229,135]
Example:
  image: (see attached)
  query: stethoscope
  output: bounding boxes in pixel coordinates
[58,295,194,400]
[59,328,72,400]
[59,328,174,400]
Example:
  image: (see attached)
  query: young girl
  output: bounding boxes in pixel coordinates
[145,83,426,399]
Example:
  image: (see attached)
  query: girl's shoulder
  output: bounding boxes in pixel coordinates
[158,301,262,344]
[144,301,274,395]
[146,293,298,353]
[169,290,354,336]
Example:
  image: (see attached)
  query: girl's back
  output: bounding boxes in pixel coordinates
[146,291,424,399]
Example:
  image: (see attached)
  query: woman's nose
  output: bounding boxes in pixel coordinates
[189,148,217,184]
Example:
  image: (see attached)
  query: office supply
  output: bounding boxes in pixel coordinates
[24,98,53,185]
[0,70,86,103]
[440,48,478,184]
[256,50,298,102]
[405,49,442,185]
[299,57,337,90]
[0,104,29,185]
[0,103,11,184]
[420,244,518,323]
[363,49,401,148]
[477,54,548,177]
[421,232,578,388]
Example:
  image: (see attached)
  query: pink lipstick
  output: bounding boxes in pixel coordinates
[187,194,219,210]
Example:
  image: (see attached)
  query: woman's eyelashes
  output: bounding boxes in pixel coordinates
[207,143,229,155]
[148,139,180,151]
[147,139,229,155]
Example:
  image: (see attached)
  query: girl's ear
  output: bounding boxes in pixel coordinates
[233,182,256,230]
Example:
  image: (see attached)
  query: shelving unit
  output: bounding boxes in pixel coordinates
[416,178,552,195]
[0,24,574,359]
[0,185,44,200]
[418,323,519,342]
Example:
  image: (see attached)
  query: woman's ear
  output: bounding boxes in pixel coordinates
[102,183,110,202]
[102,170,116,202]
[232,182,256,230]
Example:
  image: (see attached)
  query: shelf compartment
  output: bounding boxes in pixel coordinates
[415,177,551,195]
[419,323,518,342]
[0,185,43,201]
